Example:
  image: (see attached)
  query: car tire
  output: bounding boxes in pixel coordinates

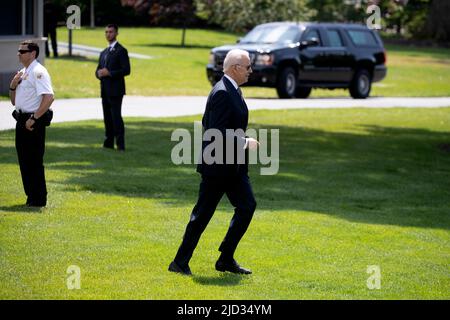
[295,87,312,99]
[349,69,372,99]
[277,67,297,99]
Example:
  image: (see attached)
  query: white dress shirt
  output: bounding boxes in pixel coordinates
[224,74,239,90]
[15,59,54,112]
[108,41,117,51]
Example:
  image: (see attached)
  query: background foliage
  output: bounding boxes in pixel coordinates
[49,0,450,42]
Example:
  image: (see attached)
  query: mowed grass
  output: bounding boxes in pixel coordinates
[32,27,450,99]
[0,108,449,299]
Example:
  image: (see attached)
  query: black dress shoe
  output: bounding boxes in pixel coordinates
[215,259,252,274]
[27,200,46,207]
[168,260,192,276]
[103,141,114,149]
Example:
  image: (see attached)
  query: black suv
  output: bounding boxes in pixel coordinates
[207,22,387,99]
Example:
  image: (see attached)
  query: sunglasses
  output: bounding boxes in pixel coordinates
[18,49,32,54]
[236,64,252,71]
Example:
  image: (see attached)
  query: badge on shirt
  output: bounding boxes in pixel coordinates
[36,73,43,79]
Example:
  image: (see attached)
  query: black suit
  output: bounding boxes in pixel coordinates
[96,42,130,150]
[174,76,257,267]
[44,2,58,57]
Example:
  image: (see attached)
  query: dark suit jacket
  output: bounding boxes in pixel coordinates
[96,42,130,97]
[197,76,249,178]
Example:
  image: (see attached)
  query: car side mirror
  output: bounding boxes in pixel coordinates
[299,37,319,50]
[309,38,319,46]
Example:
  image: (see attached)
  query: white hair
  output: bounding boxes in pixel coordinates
[223,49,250,72]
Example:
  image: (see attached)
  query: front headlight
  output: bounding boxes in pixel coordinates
[208,52,215,65]
[255,53,274,66]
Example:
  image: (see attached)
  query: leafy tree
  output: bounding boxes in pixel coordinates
[195,0,312,33]
[306,0,368,23]
[424,0,450,42]
[122,0,196,46]
[52,0,147,26]
[378,0,430,37]
[148,0,196,46]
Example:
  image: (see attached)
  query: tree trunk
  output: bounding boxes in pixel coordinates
[90,0,95,28]
[181,22,186,47]
[68,29,72,57]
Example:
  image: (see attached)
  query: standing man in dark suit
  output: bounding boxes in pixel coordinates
[169,49,259,276]
[44,0,59,58]
[96,24,130,151]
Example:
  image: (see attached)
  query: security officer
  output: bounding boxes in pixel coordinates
[9,40,55,207]
[96,24,130,151]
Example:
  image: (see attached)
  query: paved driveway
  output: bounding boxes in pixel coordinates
[1,96,450,131]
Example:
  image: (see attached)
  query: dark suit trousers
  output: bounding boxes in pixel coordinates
[15,120,47,205]
[174,174,257,266]
[102,95,125,149]
[45,28,58,57]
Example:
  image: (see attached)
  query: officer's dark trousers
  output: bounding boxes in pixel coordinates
[174,174,257,266]
[15,118,47,206]
[102,95,125,150]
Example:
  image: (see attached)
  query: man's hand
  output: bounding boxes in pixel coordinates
[10,71,23,89]
[247,138,259,150]
[25,118,35,131]
[97,68,110,78]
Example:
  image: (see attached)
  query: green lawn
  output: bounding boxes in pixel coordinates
[6,27,446,100]
[1,108,449,299]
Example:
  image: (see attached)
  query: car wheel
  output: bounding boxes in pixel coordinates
[295,87,312,99]
[277,67,297,99]
[349,69,372,99]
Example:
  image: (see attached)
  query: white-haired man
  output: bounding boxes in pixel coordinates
[169,49,259,275]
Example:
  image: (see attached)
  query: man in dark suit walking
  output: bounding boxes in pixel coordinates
[169,49,259,276]
[96,24,130,151]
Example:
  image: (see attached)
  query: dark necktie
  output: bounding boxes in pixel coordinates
[103,47,112,67]
[103,50,108,67]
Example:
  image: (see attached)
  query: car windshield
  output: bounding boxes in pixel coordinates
[240,25,300,44]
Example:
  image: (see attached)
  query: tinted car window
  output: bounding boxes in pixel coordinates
[241,25,300,44]
[347,30,378,46]
[326,29,344,47]
[303,29,322,45]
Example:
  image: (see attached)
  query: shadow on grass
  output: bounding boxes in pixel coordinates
[0,117,449,229]
[384,44,450,59]
[48,54,96,62]
[0,204,43,213]
[192,273,244,286]
[245,96,353,100]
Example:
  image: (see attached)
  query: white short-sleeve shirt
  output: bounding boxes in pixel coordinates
[15,59,54,112]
